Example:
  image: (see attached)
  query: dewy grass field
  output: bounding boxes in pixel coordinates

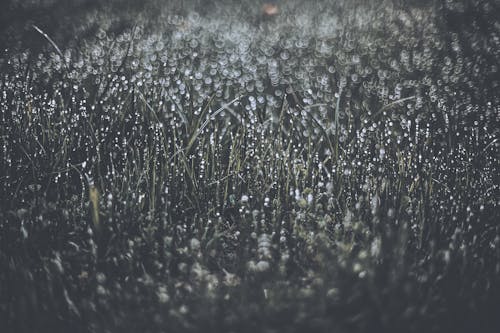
[0,0,499,332]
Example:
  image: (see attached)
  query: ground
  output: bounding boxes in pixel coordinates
[0,0,499,332]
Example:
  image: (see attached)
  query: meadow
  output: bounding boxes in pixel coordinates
[0,0,499,332]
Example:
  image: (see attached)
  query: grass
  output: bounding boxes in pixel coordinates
[0,0,499,332]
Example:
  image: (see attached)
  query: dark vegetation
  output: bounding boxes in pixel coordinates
[1,0,499,332]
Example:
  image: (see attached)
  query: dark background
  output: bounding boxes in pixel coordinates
[2,0,497,51]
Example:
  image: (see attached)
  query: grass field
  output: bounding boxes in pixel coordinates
[1,0,499,332]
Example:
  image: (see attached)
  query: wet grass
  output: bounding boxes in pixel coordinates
[0,0,499,332]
